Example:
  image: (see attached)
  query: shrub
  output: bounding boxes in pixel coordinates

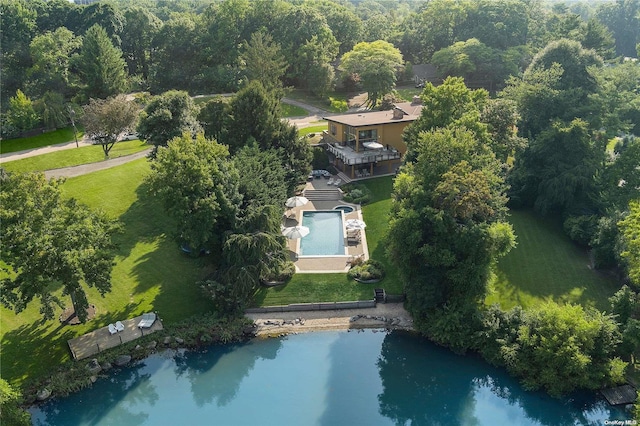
[329,97,348,112]
[342,184,372,205]
[348,259,385,281]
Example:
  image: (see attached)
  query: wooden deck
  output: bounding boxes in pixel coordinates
[601,384,637,406]
[67,314,163,360]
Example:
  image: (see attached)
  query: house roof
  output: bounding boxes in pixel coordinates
[324,102,423,127]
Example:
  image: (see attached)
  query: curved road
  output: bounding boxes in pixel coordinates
[1,98,338,179]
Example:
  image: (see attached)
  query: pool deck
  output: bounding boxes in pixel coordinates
[285,180,369,273]
[67,314,163,360]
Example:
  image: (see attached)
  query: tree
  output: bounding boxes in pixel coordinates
[241,30,287,93]
[0,173,119,323]
[0,379,31,426]
[27,26,81,98]
[81,95,138,157]
[120,6,162,81]
[136,90,200,150]
[509,119,603,215]
[198,96,228,142]
[340,40,404,107]
[6,89,39,134]
[502,302,625,397]
[35,91,68,129]
[146,133,241,254]
[74,24,128,100]
[620,200,640,286]
[596,0,640,58]
[480,98,527,164]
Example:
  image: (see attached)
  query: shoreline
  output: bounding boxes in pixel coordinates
[245,302,414,337]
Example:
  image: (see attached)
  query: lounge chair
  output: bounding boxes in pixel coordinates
[327,178,334,185]
[333,178,342,186]
[138,312,156,329]
[115,321,125,332]
[108,323,117,335]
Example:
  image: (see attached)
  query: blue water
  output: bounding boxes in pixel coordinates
[30,331,629,426]
[333,205,355,213]
[300,210,345,256]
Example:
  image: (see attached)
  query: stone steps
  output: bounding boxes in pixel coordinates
[303,188,342,201]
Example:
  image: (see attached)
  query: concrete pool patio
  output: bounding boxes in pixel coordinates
[284,179,369,273]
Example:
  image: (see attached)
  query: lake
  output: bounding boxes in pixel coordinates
[30,330,630,425]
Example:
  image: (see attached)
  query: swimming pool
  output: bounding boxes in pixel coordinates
[299,211,346,256]
[333,205,355,213]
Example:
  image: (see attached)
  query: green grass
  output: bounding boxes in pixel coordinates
[254,176,403,306]
[0,127,85,154]
[298,125,327,137]
[487,209,619,311]
[1,158,213,386]
[286,89,349,113]
[1,140,149,173]
[280,102,308,117]
[395,87,423,101]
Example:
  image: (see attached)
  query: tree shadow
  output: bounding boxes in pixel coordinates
[30,355,162,426]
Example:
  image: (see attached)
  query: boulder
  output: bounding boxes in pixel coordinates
[163,336,173,345]
[114,355,131,367]
[100,362,112,371]
[89,376,98,383]
[36,388,51,401]
[175,337,184,344]
[147,340,157,349]
[86,359,101,374]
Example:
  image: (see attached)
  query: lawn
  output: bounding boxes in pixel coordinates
[1,158,213,386]
[1,140,149,173]
[254,176,403,306]
[486,209,620,311]
[280,102,308,117]
[395,87,423,101]
[0,127,84,154]
[298,124,326,137]
[285,89,349,112]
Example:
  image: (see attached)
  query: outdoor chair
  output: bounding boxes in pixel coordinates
[115,321,125,332]
[327,178,334,185]
[108,323,117,335]
[333,178,342,186]
[138,312,157,329]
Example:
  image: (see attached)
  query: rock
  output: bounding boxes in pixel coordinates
[135,344,143,351]
[36,388,51,401]
[350,316,359,322]
[89,376,97,383]
[175,337,184,344]
[147,340,157,349]
[114,355,131,367]
[243,326,256,335]
[164,336,172,345]
[86,359,101,374]
[100,362,112,371]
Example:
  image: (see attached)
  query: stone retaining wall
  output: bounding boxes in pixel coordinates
[246,300,376,314]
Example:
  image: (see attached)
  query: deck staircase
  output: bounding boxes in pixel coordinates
[302,188,342,201]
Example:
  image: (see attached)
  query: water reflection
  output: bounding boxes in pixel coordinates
[376,331,626,426]
[172,338,282,407]
[32,357,160,426]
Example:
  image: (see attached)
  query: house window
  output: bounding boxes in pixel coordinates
[330,123,337,136]
[358,129,377,141]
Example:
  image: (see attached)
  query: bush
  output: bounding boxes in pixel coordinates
[342,184,372,205]
[262,261,295,283]
[329,97,348,112]
[348,259,385,281]
[563,215,598,246]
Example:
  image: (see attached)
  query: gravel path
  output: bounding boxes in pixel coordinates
[245,303,413,336]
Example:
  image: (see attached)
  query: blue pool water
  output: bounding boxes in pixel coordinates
[29,330,630,426]
[300,210,345,256]
[333,205,355,213]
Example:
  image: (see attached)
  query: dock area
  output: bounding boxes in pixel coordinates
[601,384,637,406]
[67,314,163,360]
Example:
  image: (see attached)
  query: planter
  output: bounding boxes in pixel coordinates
[260,280,286,287]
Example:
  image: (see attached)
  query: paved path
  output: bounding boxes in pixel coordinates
[1,138,93,162]
[44,149,151,179]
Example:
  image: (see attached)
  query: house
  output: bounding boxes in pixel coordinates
[322,101,423,179]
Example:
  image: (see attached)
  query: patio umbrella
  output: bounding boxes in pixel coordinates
[285,196,309,208]
[282,225,310,239]
[362,141,384,150]
[345,219,367,230]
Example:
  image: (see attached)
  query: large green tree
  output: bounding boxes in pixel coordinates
[241,30,287,93]
[620,200,640,287]
[81,94,139,157]
[0,173,119,323]
[120,6,162,81]
[136,90,200,151]
[340,40,404,107]
[74,24,128,100]
[146,133,241,254]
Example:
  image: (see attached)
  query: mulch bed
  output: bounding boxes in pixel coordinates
[59,304,96,325]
